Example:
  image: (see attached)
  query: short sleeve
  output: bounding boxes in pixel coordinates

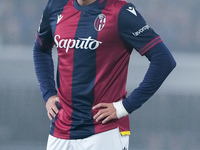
[118,3,162,55]
[37,0,54,49]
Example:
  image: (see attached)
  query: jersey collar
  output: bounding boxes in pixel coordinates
[74,0,100,11]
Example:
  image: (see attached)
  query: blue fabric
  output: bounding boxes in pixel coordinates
[118,3,159,54]
[33,40,57,103]
[122,42,176,113]
[70,10,99,139]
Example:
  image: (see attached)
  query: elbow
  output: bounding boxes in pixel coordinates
[168,54,177,72]
[172,59,176,69]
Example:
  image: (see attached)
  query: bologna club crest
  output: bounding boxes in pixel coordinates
[94,14,106,31]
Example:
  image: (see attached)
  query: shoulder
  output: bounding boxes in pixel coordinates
[118,3,143,25]
[46,0,54,9]
[46,0,71,12]
[41,0,72,22]
[104,0,138,18]
[46,0,61,11]
[104,0,128,10]
[42,0,54,15]
[114,0,128,7]
[118,2,137,15]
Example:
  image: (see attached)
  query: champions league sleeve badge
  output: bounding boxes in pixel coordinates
[94,14,106,31]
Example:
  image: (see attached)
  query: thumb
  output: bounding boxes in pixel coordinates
[55,97,60,103]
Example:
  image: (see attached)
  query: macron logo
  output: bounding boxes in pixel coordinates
[57,15,63,24]
[127,7,137,16]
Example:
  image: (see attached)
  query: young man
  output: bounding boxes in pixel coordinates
[33,0,176,149]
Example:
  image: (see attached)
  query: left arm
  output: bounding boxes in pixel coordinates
[93,42,176,123]
[122,41,176,114]
[93,3,176,124]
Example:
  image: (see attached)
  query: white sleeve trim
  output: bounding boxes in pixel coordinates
[113,100,129,119]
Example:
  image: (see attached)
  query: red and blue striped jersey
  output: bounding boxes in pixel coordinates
[34,0,165,139]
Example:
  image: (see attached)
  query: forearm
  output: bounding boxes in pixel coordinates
[122,42,176,114]
[33,39,57,103]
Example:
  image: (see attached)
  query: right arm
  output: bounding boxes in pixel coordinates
[33,1,59,120]
[33,39,56,102]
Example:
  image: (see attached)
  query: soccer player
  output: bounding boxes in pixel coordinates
[33,0,176,149]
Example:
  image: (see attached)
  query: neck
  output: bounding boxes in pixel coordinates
[76,0,96,6]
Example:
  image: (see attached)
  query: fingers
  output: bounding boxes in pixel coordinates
[93,109,107,122]
[55,96,60,103]
[93,103,117,124]
[51,103,59,114]
[47,105,59,120]
[92,103,109,110]
[47,110,55,120]
[46,95,60,120]
[102,115,116,124]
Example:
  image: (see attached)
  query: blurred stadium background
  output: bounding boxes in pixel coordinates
[0,0,200,149]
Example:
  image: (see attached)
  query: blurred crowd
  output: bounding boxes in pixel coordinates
[0,0,46,46]
[0,0,199,52]
[139,0,200,53]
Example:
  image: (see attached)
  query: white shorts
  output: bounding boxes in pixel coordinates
[46,128,129,150]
